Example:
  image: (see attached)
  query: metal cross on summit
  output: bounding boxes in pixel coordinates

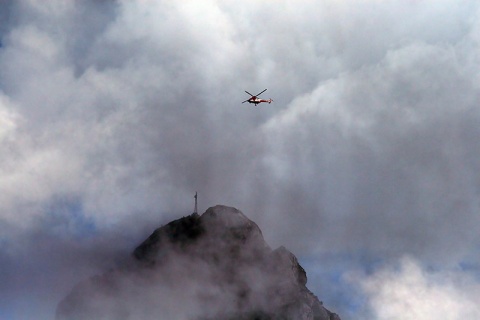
[193,192,198,214]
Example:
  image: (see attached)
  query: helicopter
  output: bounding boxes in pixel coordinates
[242,89,273,106]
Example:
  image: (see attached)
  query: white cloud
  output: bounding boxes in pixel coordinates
[352,257,480,320]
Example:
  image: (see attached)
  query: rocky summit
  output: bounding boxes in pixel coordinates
[56,205,341,320]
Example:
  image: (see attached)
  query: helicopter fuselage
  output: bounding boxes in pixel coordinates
[247,98,272,105]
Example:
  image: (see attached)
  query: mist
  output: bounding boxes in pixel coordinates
[1,1,480,319]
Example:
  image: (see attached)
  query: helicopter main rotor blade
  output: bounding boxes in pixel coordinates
[242,100,249,103]
[245,91,254,97]
[255,89,267,97]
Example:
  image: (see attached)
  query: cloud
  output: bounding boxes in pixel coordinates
[0,94,18,137]
[260,38,480,261]
[350,256,480,320]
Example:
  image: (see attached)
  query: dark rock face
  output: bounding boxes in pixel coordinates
[56,205,341,320]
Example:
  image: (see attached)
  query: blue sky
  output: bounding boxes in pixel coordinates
[1,1,480,319]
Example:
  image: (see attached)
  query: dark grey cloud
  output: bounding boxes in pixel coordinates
[1,1,480,319]
[259,39,480,261]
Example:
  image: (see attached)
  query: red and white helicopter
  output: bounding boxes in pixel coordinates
[242,89,273,106]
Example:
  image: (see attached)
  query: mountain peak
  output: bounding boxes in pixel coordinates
[57,205,341,320]
[201,205,253,228]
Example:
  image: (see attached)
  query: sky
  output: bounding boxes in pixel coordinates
[1,0,480,319]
